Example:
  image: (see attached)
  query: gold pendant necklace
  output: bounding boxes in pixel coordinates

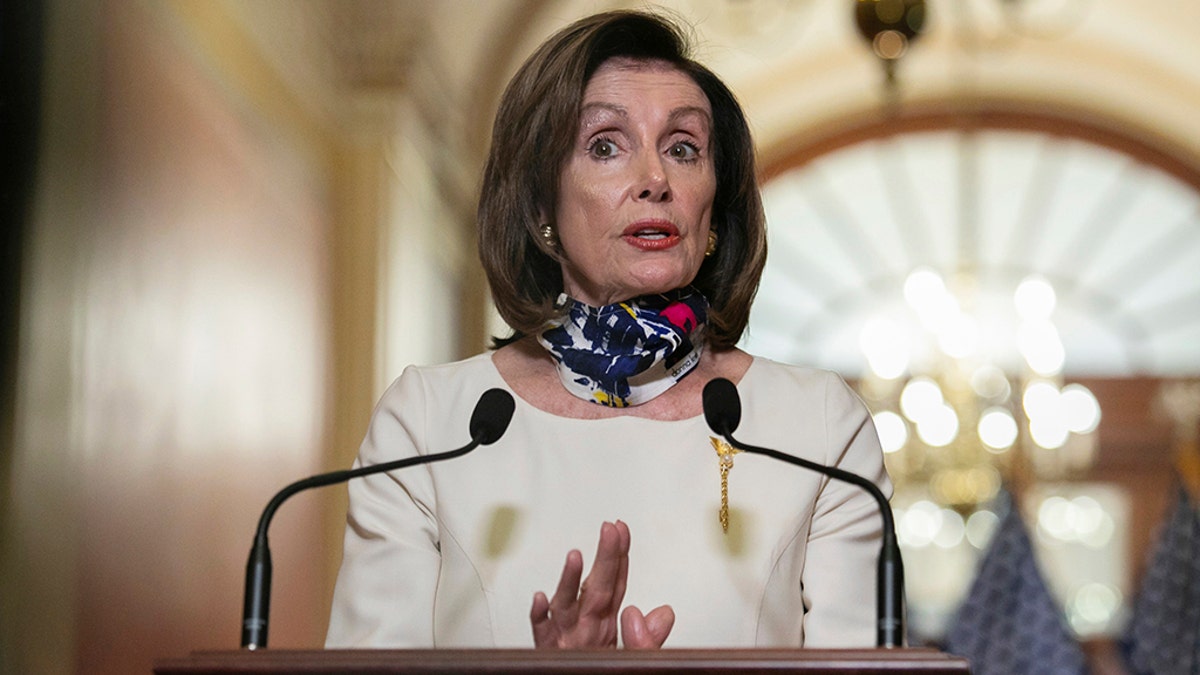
[711,437,741,533]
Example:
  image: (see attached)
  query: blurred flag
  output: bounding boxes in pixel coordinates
[944,491,1087,675]
[1121,482,1200,675]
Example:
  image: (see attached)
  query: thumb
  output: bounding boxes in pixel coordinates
[621,604,674,649]
[643,604,675,647]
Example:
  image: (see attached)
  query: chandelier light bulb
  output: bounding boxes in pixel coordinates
[1023,380,1062,421]
[917,403,959,447]
[934,508,966,548]
[970,365,1011,400]
[1061,383,1102,433]
[938,312,979,359]
[899,500,943,548]
[1014,275,1057,320]
[1030,414,1070,449]
[860,318,909,379]
[873,411,909,453]
[978,407,1018,450]
[900,376,944,422]
[907,282,960,335]
[904,267,950,317]
[1018,319,1065,375]
[868,353,909,380]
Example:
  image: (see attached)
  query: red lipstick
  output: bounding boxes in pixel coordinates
[621,220,681,251]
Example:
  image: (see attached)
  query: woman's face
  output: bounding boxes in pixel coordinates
[553,58,717,307]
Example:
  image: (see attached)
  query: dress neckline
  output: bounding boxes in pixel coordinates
[484,349,759,424]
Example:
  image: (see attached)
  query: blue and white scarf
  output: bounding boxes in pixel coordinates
[538,288,709,407]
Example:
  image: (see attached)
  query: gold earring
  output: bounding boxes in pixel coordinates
[540,223,558,249]
[705,229,718,257]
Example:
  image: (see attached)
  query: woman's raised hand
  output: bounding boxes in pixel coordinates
[530,520,674,649]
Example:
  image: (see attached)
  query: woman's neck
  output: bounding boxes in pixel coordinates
[492,335,752,421]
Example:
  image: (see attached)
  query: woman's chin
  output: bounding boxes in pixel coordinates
[564,263,700,305]
[623,265,700,298]
[615,280,693,303]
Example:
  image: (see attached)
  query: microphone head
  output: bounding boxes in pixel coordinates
[469,388,516,445]
[702,377,741,436]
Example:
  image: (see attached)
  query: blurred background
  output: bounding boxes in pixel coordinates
[2,1,1198,673]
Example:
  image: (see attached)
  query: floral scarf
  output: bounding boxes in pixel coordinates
[538,287,708,407]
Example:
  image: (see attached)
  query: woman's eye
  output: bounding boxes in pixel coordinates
[588,138,618,159]
[668,142,700,161]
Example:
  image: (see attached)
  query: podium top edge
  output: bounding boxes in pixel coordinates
[156,647,972,674]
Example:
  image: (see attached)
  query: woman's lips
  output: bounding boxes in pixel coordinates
[622,220,681,251]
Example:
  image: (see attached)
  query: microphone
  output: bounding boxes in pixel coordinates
[702,377,905,648]
[240,388,516,650]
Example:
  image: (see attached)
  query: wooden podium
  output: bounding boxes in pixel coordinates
[155,648,971,674]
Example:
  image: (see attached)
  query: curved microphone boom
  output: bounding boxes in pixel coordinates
[702,377,905,648]
[240,388,516,650]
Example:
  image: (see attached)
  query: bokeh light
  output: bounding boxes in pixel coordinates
[978,407,1018,450]
[965,509,1000,549]
[1061,384,1101,433]
[860,317,910,379]
[917,403,959,447]
[1014,275,1057,320]
[901,376,943,422]
[1018,319,1065,375]
[874,411,909,454]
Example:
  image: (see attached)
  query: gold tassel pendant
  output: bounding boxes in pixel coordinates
[711,437,741,533]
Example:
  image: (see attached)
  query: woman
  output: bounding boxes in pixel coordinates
[326,10,889,650]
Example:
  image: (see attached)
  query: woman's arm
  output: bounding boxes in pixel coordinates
[325,368,441,647]
[799,372,893,647]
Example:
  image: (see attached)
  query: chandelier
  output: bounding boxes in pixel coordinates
[846,0,1113,640]
[856,268,1102,512]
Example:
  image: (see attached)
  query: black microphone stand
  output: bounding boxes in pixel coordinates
[704,379,905,648]
[241,388,514,650]
[718,434,905,647]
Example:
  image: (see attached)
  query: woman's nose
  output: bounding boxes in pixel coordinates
[634,152,670,202]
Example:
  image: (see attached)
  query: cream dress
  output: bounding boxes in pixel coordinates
[325,353,890,648]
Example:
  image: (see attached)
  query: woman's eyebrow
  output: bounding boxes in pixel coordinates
[577,102,711,132]
[668,106,712,130]
[579,102,628,126]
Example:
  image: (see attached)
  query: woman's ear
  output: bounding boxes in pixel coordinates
[539,223,559,250]
[535,205,561,253]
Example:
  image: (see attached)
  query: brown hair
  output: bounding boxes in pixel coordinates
[478,10,766,349]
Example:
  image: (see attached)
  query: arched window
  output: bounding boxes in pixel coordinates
[746,107,1200,379]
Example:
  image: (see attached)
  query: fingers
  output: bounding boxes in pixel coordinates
[620,605,675,649]
[548,549,584,626]
[530,591,554,647]
[580,520,630,617]
[620,606,648,648]
[608,521,631,616]
[644,605,675,647]
[529,521,638,649]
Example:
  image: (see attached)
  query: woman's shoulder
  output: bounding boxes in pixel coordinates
[389,352,498,383]
[406,352,499,378]
[377,352,506,410]
[743,356,864,408]
[745,355,845,386]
